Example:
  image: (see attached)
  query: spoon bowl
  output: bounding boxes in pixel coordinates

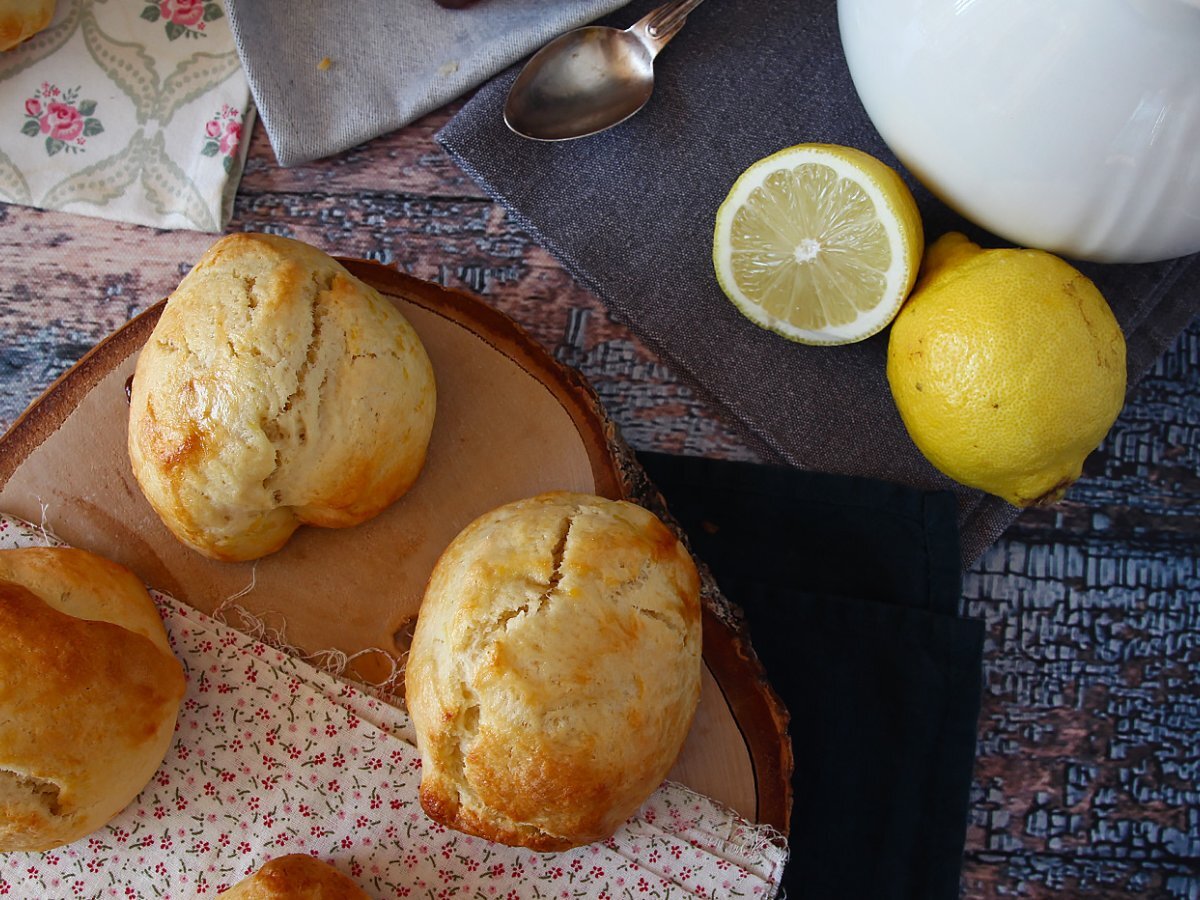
[504,0,706,141]
[504,27,655,141]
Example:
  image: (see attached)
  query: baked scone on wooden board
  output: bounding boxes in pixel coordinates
[0,249,614,686]
[128,232,436,562]
[406,492,703,850]
[0,547,185,851]
[0,0,55,51]
[0,258,786,827]
[216,854,371,899]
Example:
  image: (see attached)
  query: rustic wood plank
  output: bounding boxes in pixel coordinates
[238,103,481,199]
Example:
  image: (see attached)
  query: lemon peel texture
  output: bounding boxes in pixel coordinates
[887,232,1126,506]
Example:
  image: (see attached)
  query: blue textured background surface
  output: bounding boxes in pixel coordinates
[959,320,1199,896]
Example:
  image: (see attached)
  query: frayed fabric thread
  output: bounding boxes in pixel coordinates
[657,779,789,879]
[211,596,406,702]
[33,495,62,547]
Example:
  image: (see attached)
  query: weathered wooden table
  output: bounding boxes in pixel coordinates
[1,108,1197,898]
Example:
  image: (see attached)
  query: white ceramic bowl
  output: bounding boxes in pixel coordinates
[838,0,1200,263]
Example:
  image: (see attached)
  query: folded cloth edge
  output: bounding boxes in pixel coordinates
[225,1,632,167]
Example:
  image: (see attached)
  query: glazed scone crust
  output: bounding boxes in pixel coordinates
[128,233,436,561]
[0,547,186,852]
[0,0,55,51]
[0,546,172,653]
[216,854,371,899]
[406,492,702,851]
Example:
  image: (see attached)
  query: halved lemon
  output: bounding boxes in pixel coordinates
[713,143,924,345]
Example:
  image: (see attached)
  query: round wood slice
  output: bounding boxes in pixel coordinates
[0,260,791,833]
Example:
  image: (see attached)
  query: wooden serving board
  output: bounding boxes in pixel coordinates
[0,260,791,834]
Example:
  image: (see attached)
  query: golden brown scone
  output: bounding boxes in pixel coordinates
[216,854,371,899]
[405,492,702,851]
[128,232,436,561]
[0,0,55,51]
[0,547,186,852]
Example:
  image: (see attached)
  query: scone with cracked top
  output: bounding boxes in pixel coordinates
[128,232,436,561]
[405,492,702,851]
[0,546,186,852]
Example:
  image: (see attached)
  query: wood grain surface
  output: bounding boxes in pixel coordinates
[1,107,1197,898]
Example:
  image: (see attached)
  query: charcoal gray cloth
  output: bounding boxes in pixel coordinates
[436,0,1200,564]
[637,451,984,899]
[224,0,629,167]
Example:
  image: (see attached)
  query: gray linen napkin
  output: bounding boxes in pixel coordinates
[224,0,629,167]
[436,0,1200,564]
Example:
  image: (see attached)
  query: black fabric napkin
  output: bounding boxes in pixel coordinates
[637,451,984,900]
[437,0,1200,564]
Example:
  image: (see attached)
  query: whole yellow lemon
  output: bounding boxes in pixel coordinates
[887,232,1126,507]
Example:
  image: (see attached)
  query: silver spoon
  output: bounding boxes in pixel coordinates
[503,0,707,141]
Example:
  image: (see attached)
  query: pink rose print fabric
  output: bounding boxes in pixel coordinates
[141,0,224,41]
[19,83,103,156]
[0,514,787,899]
[201,104,243,174]
[0,0,251,231]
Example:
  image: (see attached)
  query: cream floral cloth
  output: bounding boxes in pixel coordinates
[0,0,252,232]
[0,513,788,899]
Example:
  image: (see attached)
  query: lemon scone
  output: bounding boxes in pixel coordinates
[0,0,55,51]
[0,547,186,851]
[406,492,702,851]
[216,854,371,899]
[128,233,437,561]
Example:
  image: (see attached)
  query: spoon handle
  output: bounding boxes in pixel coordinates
[631,0,707,54]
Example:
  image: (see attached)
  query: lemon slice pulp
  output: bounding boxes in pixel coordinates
[713,144,923,345]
